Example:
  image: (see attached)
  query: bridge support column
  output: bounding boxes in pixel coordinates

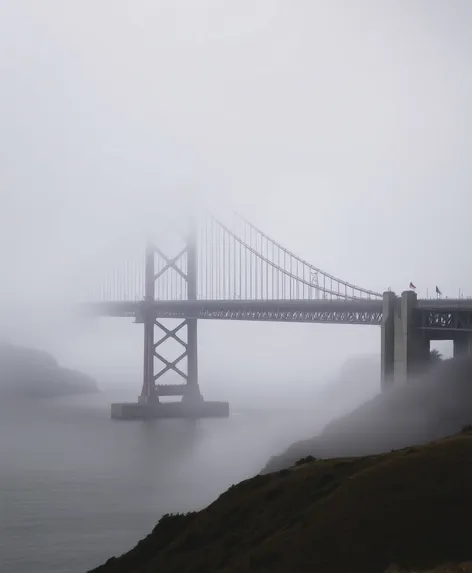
[454,333,472,357]
[139,241,157,404]
[393,291,430,383]
[381,291,395,390]
[181,216,203,407]
[181,318,203,405]
[139,316,156,404]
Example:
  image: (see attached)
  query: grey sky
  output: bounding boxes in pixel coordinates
[1,1,471,389]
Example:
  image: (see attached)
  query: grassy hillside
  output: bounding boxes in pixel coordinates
[89,429,472,573]
[387,565,472,572]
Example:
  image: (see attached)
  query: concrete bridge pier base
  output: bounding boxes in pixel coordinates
[453,333,472,357]
[381,290,430,388]
[381,291,395,391]
[394,291,430,382]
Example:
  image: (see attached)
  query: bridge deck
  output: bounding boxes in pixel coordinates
[82,299,383,325]
[81,298,472,329]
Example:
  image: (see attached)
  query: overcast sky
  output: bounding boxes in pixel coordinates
[1,1,471,392]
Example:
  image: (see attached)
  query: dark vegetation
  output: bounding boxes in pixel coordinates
[387,564,472,572]
[430,348,444,363]
[0,343,98,397]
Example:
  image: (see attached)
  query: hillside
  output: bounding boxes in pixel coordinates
[263,355,472,473]
[89,430,472,573]
[388,566,472,572]
[0,343,98,398]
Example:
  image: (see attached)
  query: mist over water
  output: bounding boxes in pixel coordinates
[1,384,344,573]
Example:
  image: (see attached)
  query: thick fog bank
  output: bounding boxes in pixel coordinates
[263,355,472,473]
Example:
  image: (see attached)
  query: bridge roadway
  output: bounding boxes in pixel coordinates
[83,297,472,331]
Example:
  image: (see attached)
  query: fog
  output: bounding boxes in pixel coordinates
[2,1,472,392]
[1,2,472,572]
[263,354,472,473]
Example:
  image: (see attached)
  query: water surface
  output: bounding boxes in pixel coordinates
[1,390,321,573]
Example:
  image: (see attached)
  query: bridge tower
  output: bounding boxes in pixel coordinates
[109,212,229,419]
[139,217,202,406]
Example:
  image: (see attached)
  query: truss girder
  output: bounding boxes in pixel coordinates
[153,307,383,325]
[415,310,472,332]
[86,301,472,331]
[86,300,383,324]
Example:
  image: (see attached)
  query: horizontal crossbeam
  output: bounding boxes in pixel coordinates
[155,384,189,396]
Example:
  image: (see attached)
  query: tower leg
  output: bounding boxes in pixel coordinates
[139,315,156,404]
[182,318,202,405]
[381,291,395,391]
[139,239,156,404]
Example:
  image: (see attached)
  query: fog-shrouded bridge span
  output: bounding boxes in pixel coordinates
[80,209,472,419]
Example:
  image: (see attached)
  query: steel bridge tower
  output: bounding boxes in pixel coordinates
[139,218,202,406]
[120,212,229,420]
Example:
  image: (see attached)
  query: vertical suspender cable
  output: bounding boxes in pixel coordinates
[239,226,242,299]
[223,226,226,299]
[266,237,269,300]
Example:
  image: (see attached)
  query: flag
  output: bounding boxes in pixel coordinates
[409,282,416,289]
[436,286,441,295]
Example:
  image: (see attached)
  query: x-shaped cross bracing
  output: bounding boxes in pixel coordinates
[153,319,188,381]
[153,246,188,282]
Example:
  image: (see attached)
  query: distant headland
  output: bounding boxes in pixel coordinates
[0,343,98,398]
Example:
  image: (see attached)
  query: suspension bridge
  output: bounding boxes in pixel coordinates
[80,209,472,419]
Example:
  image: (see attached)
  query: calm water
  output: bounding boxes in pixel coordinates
[0,389,322,573]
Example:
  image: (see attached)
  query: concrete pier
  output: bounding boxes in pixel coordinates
[394,290,430,382]
[111,400,230,420]
[381,290,430,386]
[453,333,472,357]
[381,290,395,390]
